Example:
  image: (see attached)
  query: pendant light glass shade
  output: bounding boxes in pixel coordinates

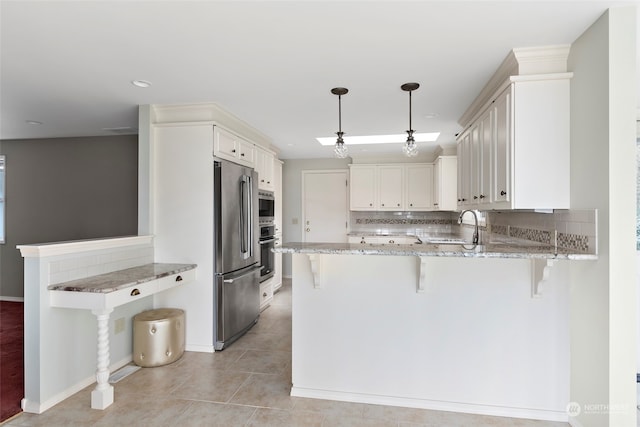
[401,83,420,157]
[331,87,349,158]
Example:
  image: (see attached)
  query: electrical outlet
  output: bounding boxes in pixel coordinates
[114,317,125,334]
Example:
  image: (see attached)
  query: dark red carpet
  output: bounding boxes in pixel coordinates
[0,301,23,422]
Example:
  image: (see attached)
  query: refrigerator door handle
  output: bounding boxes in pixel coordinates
[221,265,263,284]
[239,175,253,259]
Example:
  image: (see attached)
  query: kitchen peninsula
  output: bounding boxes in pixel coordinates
[275,241,596,422]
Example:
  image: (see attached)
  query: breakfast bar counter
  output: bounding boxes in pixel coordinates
[276,240,595,422]
[274,241,597,260]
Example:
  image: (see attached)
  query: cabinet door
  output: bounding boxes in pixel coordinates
[256,148,269,190]
[479,110,492,205]
[273,233,283,291]
[493,87,512,204]
[457,133,471,207]
[378,166,404,210]
[263,151,274,190]
[405,164,433,210]
[214,127,239,160]
[349,166,377,210]
[470,123,481,205]
[237,139,255,167]
[434,156,457,211]
[274,160,283,234]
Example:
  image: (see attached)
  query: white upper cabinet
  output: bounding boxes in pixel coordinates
[255,147,275,191]
[274,160,283,234]
[405,164,433,210]
[349,163,438,212]
[378,165,404,210]
[349,165,377,210]
[456,46,572,210]
[457,76,570,210]
[213,126,255,168]
[433,156,457,211]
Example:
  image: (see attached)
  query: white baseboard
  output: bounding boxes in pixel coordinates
[185,344,214,353]
[0,296,24,302]
[290,386,568,423]
[22,355,132,414]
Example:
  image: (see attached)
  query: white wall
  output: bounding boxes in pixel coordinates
[281,158,351,276]
[568,7,637,427]
[292,253,571,421]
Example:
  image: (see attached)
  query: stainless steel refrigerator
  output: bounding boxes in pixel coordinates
[213,159,261,350]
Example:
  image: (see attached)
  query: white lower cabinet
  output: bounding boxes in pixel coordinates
[260,278,274,311]
[348,235,419,245]
[273,233,283,292]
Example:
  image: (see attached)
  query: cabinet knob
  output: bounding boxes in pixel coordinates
[306,228,310,232]
[473,196,478,200]
[241,153,245,157]
[462,198,467,202]
[231,149,236,153]
[500,190,507,196]
[130,288,140,296]
[381,203,385,206]
[360,240,366,244]
[263,292,267,298]
[397,204,400,207]
[175,275,183,282]
[480,195,485,199]
[410,203,413,206]
[369,203,373,206]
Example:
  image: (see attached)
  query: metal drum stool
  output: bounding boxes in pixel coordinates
[133,308,185,367]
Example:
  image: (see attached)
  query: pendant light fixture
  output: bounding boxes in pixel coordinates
[331,87,349,158]
[401,82,419,157]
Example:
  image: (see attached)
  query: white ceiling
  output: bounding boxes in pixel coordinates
[1,1,638,160]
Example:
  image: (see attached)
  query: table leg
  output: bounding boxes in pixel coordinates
[90,308,114,409]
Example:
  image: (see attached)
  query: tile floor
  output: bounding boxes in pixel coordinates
[3,278,569,427]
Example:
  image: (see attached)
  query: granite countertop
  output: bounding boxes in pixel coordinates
[48,263,197,293]
[274,242,596,260]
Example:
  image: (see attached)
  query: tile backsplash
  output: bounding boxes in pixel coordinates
[351,208,597,254]
[487,209,597,254]
[350,211,455,235]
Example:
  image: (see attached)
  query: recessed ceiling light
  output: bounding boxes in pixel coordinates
[26,120,43,125]
[316,132,439,146]
[131,79,152,88]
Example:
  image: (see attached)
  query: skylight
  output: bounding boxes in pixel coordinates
[316,132,439,146]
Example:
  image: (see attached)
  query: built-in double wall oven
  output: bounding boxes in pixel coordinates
[258,190,276,283]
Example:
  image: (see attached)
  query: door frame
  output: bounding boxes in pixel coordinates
[301,169,349,242]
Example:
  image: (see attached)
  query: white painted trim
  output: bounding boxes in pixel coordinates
[17,235,153,258]
[0,296,24,302]
[185,344,215,353]
[291,386,568,423]
[21,355,132,414]
[459,45,570,127]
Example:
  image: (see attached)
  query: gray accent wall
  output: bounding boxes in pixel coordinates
[0,135,138,298]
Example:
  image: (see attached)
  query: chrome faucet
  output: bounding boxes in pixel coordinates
[458,209,479,244]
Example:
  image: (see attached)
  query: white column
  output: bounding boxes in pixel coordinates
[90,308,114,410]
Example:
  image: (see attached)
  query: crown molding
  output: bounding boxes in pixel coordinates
[458,45,571,128]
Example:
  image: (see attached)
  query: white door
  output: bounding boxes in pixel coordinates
[302,170,348,243]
